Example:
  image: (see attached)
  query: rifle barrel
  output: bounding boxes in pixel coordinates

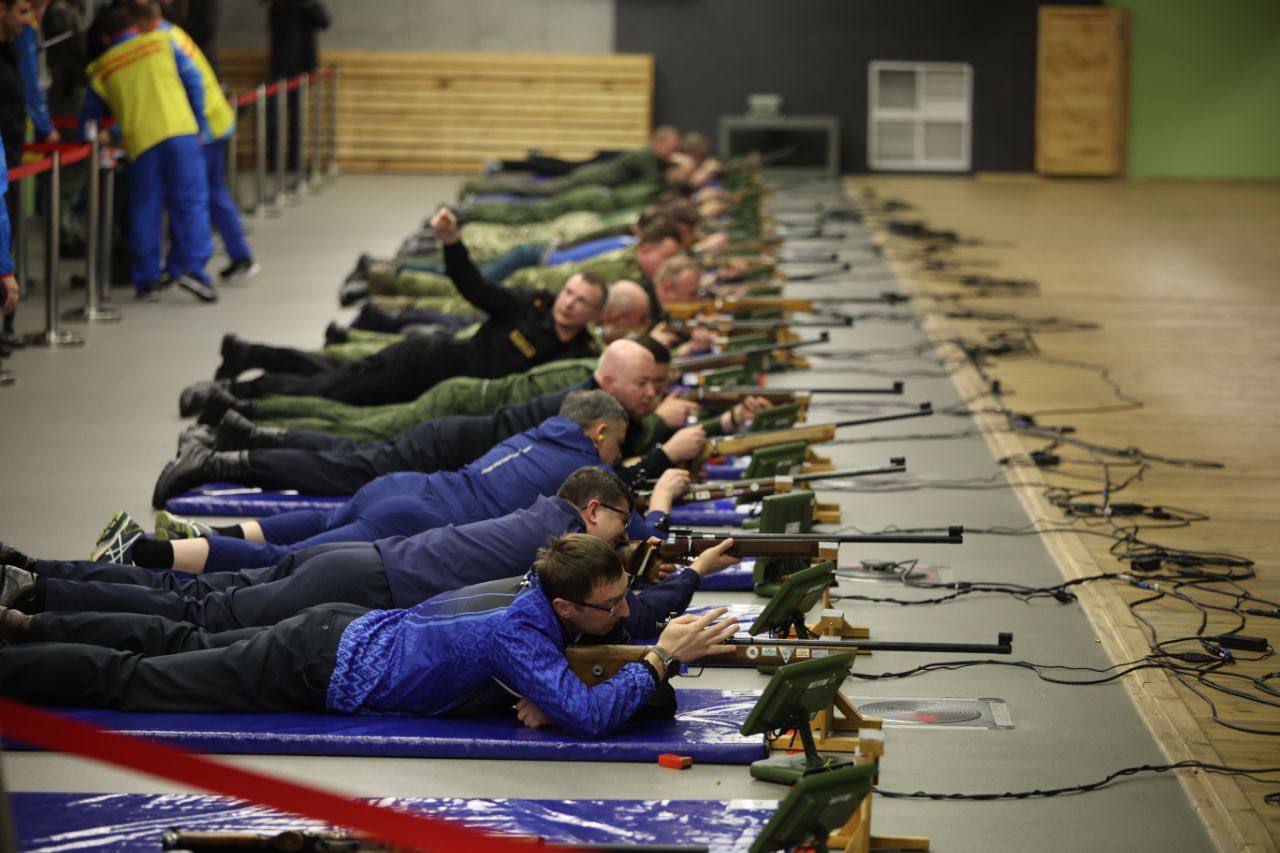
[664,526,965,544]
[725,633,1012,655]
[831,403,932,429]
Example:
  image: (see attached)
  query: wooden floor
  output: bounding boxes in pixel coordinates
[848,175,1280,851]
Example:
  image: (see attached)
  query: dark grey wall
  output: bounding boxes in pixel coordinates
[615,0,1098,173]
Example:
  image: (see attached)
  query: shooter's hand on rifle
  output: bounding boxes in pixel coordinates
[649,468,691,514]
[656,607,739,666]
[720,395,772,433]
[689,537,738,578]
[655,391,702,429]
[662,424,707,464]
[515,697,551,730]
[673,326,718,358]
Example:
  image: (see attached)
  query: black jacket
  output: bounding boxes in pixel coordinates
[268,0,330,77]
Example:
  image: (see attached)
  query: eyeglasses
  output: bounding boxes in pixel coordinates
[571,557,640,617]
[598,501,631,519]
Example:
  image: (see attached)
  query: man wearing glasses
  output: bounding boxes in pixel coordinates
[3,467,734,636]
[1,533,740,740]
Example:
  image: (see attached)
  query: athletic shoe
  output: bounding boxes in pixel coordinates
[0,566,35,609]
[87,511,145,563]
[220,258,260,282]
[338,277,370,307]
[178,273,219,303]
[135,287,162,303]
[0,605,32,646]
[153,510,215,541]
[0,369,14,386]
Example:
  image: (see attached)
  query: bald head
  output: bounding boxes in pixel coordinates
[600,280,652,341]
[594,339,659,416]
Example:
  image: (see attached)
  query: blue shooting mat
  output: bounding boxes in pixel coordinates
[699,560,755,592]
[166,483,344,517]
[3,689,764,764]
[543,234,637,266]
[167,487,763,530]
[11,793,775,852]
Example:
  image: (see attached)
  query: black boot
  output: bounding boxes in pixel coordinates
[214,333,251,381]
[0,605,33,646]
[216,410,288,450]
[179,379,231,417]
[324,321,351,345]
[196,383,246,426]
[0,542,34,571]
[152,445,250,508]
[177,422,217,454]
[0,565,36,609]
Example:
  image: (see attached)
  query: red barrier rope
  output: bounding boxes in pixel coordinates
[7,157,53,182]
[23,141,93,167]
[52,115,115,132]
[0,697,555,852]
[233,65,337,108]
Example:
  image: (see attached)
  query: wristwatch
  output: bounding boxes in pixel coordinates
[649,644,681,679]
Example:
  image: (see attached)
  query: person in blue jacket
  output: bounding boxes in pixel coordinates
[0,467,734,634]
[14,1,55,144]
[0,533,741,738]
[128,389,650,574]
[0,153,17,384]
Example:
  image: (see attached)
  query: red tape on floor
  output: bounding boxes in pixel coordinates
[0,697,556,852]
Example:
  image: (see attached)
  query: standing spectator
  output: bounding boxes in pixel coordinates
[264,0,328,172]
[177,0,217,70]
[80,2,215,302]
[145,2,256,281]
[0,0,33,354]
[1,141,18,384]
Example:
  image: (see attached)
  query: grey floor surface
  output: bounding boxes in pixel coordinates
[0,174,1213,851]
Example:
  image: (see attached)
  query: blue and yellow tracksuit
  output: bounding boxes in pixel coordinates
[15,22,54,141]
[81,28,213,292]
[162,21,252,267]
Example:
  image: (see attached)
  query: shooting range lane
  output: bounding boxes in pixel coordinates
[0,175,1212,852]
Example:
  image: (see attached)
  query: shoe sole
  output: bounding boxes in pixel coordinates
[220,262,261,282]
[179,279,219,303]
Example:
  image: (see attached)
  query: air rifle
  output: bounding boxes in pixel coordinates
[634,459,907,509]
[665,294,907,319]
[681,381,904,406]
[671,333,829,373]
[700,403,933,461]
[568,631,1012,686]
[664,315,854,334]
[651,525,964,565]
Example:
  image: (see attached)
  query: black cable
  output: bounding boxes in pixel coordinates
[874,761,1280,801]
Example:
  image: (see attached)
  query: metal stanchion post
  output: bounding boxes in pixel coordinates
[25,151,84,347]
[298,74,310,188]
[12,180,26,286]
[254,83,268,216]
[326,66,339,177]
[305,74,321,192]
[63,124,120,324]
[273,77,288,210]
[98,154,116,299]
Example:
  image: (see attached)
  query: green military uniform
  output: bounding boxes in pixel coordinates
[462,146,665,198]
[251,358,598,440]
[367,244,644,305]
[461,181,659,226]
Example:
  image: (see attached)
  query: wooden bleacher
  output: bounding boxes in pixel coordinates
[218,49,654,174]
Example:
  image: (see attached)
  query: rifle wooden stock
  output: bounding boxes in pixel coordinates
[703,421,837,459]
[657,536,841,562]
[664,297,818,320]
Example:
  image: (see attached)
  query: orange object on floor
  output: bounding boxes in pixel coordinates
[658,753,693,770]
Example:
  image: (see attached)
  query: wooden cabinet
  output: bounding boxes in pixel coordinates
[1036,6,1130,176]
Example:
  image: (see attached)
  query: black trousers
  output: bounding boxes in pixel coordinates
[231,340,343,377]
[242,415,495,495]
[230,333,457,405]
[35,543,393,631]
[499,151,622,178]
[0,604,366,711]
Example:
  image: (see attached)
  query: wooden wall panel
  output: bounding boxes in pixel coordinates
[219,50,654,174]
[1036,7,1130,176]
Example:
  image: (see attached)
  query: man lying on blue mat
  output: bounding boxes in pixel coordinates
[0,534,739,737]
[101,390,642,575]
[0,468,735,634]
